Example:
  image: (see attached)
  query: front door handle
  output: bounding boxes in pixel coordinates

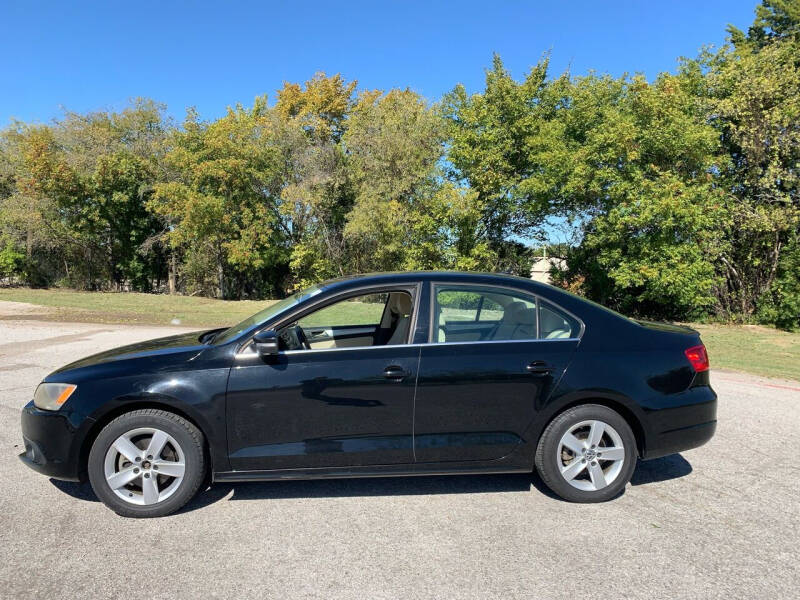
[526,361,552,375]
[383,365,408,380]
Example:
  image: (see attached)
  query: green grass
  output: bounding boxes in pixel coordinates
[297,294,387,327]
[0,287,273,328]
[690,323,800,382]
[1,288,798,381]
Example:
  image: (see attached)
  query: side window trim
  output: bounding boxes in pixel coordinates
[427,282,585,345]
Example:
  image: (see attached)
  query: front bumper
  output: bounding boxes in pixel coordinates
[19,401,91,481]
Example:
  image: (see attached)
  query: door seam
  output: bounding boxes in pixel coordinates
[411,345,421,462]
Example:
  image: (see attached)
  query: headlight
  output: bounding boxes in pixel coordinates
[33,383,77,411]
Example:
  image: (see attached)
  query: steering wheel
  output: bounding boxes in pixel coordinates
[278,324,310,351]
[294,325,311,350]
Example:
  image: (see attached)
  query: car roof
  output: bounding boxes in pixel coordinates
[317,270,549,292]
[312,271,635,335]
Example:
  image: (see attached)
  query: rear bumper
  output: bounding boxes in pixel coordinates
[19,401,89,481]
[641,385,717,460]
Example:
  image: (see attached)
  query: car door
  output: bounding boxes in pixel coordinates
[413,284,582,463]
[226,286,420,471]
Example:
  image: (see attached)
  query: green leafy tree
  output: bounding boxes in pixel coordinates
[0,236,24,280]
[728,0,800,48]
[705,1,800,323]
[1,100,171,290]
[446,58,723,316]
[151,100,291,298]
[444,56,567,247]
[342,89,451,272]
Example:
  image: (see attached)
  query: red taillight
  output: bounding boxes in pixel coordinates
[684,344,709,372]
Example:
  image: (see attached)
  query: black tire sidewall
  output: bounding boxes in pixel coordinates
[88,410,205,518]
[535,404,637,503]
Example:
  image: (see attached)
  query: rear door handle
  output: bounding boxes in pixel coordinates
[383,365,408,380]
[526,361,552,375]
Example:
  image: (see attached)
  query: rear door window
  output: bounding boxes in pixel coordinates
[433,286,537,343]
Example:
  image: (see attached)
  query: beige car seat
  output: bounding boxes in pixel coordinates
[381,293,413,345]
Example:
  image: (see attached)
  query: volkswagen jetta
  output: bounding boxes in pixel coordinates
[19,271,717,517]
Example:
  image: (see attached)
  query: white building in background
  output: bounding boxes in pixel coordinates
[530,250,565,284]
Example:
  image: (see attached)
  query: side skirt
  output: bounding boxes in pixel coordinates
[213,463,532,483]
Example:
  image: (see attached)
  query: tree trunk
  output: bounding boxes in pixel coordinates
[168,251,177,295]
[217,255,225,299]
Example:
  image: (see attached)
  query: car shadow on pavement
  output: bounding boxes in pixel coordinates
[49,479,100,502]
[48,473,538,511]
[630,454,693,485]
[182,473,539,513]
[48,454,692,513]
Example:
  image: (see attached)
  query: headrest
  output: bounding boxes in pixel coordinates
[388,293,412,316]
[503,301,529,324]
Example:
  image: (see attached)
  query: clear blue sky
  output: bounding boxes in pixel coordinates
[2,0,757,126]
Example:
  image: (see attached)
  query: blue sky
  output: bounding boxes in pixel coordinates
[2,0,757,126]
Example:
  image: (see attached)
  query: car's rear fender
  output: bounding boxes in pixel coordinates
[526,342,715,460]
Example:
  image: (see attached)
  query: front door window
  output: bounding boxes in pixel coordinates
[277,290,414,351]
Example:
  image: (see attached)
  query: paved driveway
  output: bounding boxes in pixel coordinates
[0,314,797,599]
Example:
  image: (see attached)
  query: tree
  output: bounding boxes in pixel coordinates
[705,1,800,324]
[273,74,357,289]
[275,72,357,143]
[727,0,800,48]
[1,100,171,290]
[0,236,24,280]
[151,100,292,298]
[342,89,451,271]
[444,55,567,251]
[446,58,723,316]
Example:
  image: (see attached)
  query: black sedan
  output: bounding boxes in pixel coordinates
[19,271,717,517]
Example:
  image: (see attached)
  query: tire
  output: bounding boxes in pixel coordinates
[535,404,637,503]
[87,409,206,518]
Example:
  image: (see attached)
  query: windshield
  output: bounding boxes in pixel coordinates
[213,285,323,344]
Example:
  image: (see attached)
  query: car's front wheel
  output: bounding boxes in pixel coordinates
[87,409,206,518]
[535,404,637,502]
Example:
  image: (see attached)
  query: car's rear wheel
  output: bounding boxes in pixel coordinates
[88,409,206,518]
[535,404,637,502]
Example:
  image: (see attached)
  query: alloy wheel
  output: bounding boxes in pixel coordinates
[103,427,186,505]
[556,419,625,491]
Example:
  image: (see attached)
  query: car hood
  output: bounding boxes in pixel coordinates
[49,330,210,374]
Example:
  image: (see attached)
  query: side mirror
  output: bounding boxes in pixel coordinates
[253,330,279,357]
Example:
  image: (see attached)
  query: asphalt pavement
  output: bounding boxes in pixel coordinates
[0,308,797,599]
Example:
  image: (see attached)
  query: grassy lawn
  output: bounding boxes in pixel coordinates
[690,323,800,382]
[0,288,273,328]
[1,288,798,381]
